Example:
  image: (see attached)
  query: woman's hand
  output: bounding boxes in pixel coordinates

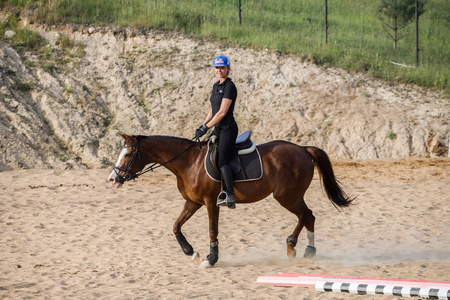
[195,124,209,138]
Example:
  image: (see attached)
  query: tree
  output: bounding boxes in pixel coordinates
[378,0,425,50]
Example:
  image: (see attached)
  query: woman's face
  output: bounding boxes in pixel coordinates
[215,66,229,80]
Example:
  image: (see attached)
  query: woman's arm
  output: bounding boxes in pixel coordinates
[205,98,233,128]
[203,109,213,125]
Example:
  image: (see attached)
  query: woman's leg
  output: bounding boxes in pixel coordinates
[217,130,236,168]
[217,129,238,208]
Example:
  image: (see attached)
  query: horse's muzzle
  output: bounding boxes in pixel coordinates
[108,170,124,188]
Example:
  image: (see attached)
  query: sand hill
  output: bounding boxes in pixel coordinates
[1,21,449,171]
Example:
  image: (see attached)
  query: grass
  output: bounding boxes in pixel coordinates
[14,80,33,91]
[55,34,85,58]
[42,63,57,73]
[0,12,85,79]
[0,14,45,51]
[1,0,449,92]
[386,131,397,140]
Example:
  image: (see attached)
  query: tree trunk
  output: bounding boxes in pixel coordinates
[393,18,398,51]
[394,30,397,50]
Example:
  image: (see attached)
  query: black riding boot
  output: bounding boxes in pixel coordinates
[217,165,236,209]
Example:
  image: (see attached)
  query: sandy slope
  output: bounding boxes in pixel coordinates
[1,20,449,171]
[1,158,449,299]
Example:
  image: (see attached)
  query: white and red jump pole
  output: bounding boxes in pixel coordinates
[257,273,450,299]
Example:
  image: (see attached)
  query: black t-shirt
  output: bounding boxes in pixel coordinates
[210,77,238,128]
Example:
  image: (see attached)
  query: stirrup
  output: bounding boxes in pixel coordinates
[216,191,236,209]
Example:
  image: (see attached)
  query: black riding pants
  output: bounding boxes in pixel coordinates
[213,124,238,169]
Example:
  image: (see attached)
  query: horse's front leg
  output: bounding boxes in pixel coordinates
[173,200,202,263]
[199,201,220,268]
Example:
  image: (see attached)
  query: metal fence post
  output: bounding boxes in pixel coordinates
[325,0,328,44]
[415,0,419,67]
[238,0,242,25]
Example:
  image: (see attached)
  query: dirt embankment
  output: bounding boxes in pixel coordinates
[1,18,449,171]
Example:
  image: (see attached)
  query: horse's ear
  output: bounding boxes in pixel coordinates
[118,132,135,144]
[118,132,128,140]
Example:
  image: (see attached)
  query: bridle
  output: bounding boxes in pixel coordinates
[112,138,142,183]
[112,136,202,184]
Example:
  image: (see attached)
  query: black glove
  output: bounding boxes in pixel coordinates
[195,124,209,139]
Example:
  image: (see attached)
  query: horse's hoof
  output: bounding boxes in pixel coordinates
[303,245,316,258]
[198,259,213,269]
[190,251,200,264]
[287,249,297,261]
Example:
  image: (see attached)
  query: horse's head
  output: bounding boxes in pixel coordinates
[108,133,143,188]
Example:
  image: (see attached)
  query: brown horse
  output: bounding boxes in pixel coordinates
[108,133,353,267]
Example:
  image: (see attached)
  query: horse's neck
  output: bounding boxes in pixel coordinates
[141,136,195,174]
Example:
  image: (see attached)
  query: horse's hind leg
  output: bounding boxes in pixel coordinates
[173,200,202,262]
[276,197,316,260]
[303,212,316,258]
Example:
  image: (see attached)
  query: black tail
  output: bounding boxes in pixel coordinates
[305,146,354,209]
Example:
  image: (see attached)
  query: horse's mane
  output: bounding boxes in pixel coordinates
[134,135,194,143]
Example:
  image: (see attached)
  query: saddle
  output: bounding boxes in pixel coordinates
[205,131,263,182]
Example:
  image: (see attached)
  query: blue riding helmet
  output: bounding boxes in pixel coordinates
[212,55,230,67]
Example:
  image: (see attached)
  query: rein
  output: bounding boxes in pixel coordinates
[113,136,202,183]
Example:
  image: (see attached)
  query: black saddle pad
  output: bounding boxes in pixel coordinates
[205,141,263,182]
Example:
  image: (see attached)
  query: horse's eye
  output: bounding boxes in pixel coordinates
[125,154,131,157]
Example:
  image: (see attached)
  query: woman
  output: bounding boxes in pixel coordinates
[195,55,238,209]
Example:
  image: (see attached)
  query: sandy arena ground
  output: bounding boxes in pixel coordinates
[1,158,449,299]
